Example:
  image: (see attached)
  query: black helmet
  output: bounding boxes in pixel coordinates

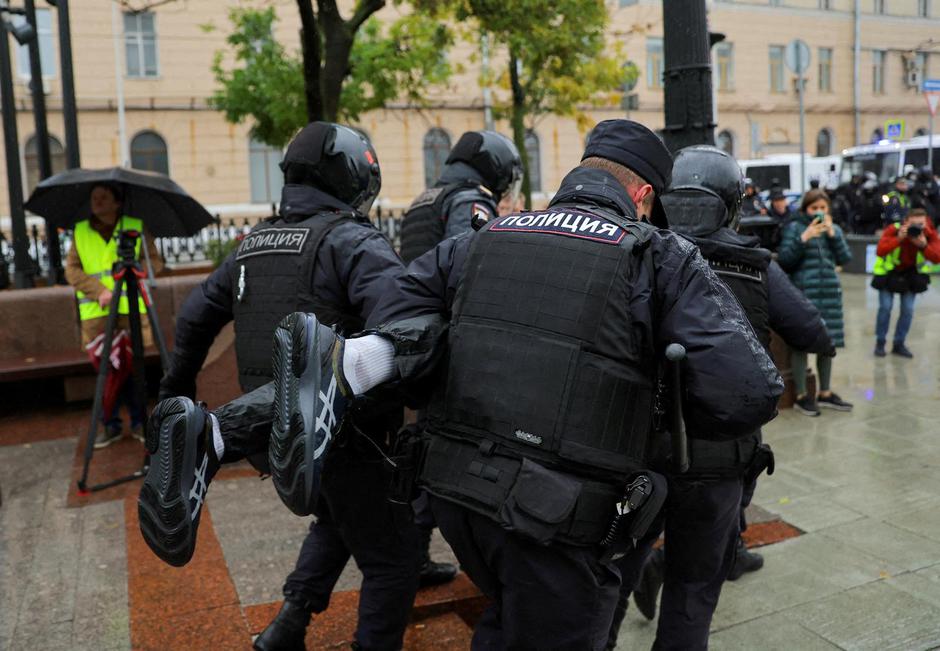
[660,145,745,237]
[446,131,523,202]
[919,165,934,181]
[280,122,382,214]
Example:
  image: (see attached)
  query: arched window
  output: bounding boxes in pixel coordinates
[816,128,834,156]
[870,127,884,143]
[24,134,66,192]
[524,129,541,193]
[915,127,929,137]
[716,130,735,156]
[423,128,451,188]
[248,137,284,204]
[130,130,169,175]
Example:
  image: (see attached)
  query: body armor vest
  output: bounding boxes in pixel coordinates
[421,207,658,543]
[230,212,362,391]
[399,181,483,263]
[707,258,771,352]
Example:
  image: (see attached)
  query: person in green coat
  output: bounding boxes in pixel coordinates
[777,189,854,416]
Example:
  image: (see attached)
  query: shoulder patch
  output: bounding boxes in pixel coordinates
[235,227,310,260]
[489,210,626,245]
[471,202,493,230]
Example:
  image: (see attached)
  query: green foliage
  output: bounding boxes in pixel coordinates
[206,237,240,268]
[209,8,307,148]
[210,6,454,149]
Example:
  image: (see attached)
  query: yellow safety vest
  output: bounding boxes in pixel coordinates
[73,216,148,321]
[872,222,932,277]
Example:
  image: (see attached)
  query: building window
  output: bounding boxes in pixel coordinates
[818,48,833,92]
[819,0,832,8]
[524,130,541,193]
[770,0,782,5]
[130,131,168,175]
[915,52,929,79]
[816,128,834,156]
[872,50,885,94]
[716,130,735,156]
[618,0,638,6]
[646,38,664,90]
[248,137,283,204]
[919,0,930,16]
[873,0,885,13]
[422,128,451,188]
[124,12,159,78]
[715,43,734,91]
[24,134,66,192]
[13,9,57,80]
[769,45,785,93]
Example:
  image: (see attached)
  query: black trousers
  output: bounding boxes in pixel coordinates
[615,476,743,651]
[430,496,622,651]
[282,440,422,651]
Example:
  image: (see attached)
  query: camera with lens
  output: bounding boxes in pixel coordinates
[907,224,923,238]
[116,229,141,261]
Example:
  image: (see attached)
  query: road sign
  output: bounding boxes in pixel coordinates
[784,39,811,75]
[924,78,940,117]
[885,120,905,140]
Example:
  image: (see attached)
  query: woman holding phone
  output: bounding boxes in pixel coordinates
[777,189,853,416]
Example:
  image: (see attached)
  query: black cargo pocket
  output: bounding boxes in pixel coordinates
[498,458,582,545]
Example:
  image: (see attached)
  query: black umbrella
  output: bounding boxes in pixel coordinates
[24,167,216,237]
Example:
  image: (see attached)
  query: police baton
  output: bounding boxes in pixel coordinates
[665,343,689,474]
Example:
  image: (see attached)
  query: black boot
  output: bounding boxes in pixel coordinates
[727,536,764,581]
[417,525,458,588]
[253,598,313,651]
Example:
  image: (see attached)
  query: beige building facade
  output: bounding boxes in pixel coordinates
[1,0,938,222]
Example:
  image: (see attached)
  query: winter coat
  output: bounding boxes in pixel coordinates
[777,213,852,347]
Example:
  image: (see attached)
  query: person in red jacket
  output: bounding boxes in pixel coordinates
[872,208,940,357]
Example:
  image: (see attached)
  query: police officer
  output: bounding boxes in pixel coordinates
[911,165,940,221]
[218,120,782,648]
[882,175,911,226]
[399,130,522,262]
[609,146,834,650]
[140,122,423,651]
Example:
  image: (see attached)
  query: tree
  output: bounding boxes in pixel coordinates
[210,4,454,148]
[422,0,629,207]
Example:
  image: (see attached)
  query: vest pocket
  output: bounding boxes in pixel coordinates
[498,458,582,545]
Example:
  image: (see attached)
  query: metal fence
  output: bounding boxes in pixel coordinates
[1,205,406,281]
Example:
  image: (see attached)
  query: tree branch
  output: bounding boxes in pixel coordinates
[296,0,323,121]
[348,0,385,33]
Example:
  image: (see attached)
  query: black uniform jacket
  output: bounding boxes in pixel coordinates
[161,185,404,398]
[369,167,784,441]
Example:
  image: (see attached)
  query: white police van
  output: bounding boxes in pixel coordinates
[738,154,841,194]
[839,135,940,187]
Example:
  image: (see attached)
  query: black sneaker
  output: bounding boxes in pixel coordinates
[727,537,764,581]
[874,342,886,357]
[270,312,351,517]
[633,547,664,621]
[793,394,820,417]
[94,424,123,449]
[253,598,312,651]
[892,343,914,359]
[137,397,219,567]
[817,392,853,412]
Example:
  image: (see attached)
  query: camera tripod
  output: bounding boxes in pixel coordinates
[77,230,170,494]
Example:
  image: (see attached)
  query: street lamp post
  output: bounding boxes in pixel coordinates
[24,0,64,284]
[0,8,36,288]
[48,0,79,168]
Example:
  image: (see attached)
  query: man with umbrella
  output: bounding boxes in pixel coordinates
[64,182,163,447]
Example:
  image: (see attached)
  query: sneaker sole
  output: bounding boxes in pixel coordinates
[818,402,853,412]
[137,398,202,567]
[793,404,821,417]
[270,313,322,516]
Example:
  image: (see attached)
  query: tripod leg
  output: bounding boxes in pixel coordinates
[125,276,149,430]
[137,275,170,370]
[78,278,125,493]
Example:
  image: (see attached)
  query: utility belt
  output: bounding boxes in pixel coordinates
[683,435,775,486]
[388,431,665,553]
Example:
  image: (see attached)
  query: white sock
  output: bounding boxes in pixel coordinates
[210,413,224,460]
[342,335,397,395]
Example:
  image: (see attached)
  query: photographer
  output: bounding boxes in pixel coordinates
[872,208,940,358]
[64,183,163,447]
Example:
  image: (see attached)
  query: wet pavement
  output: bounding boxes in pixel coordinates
[2,275,939,650]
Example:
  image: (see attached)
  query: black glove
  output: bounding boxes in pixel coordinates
[158,372,197,401]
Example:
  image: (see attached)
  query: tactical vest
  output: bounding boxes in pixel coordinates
[421,207,658,545]
[707,257,771,352]
[73,216,147,321]
[230,212,362,392]
[399,181,484,263]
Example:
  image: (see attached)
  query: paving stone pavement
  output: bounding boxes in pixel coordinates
[1,275,939,650]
